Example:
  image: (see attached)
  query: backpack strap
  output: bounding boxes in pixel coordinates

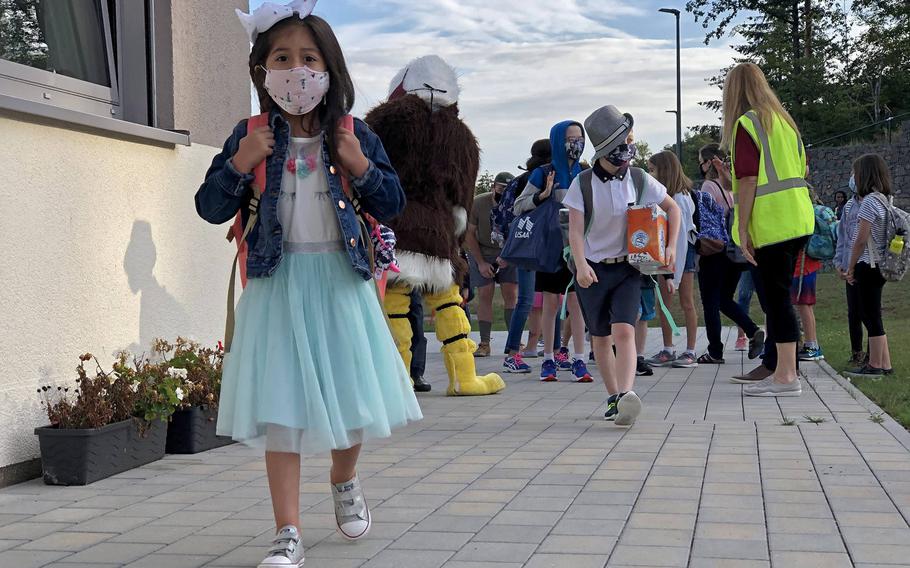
[579,169,595,236]
[225,112,270,352]
[629,167,646,205]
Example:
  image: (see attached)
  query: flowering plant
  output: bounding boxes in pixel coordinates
[39,338,224,430]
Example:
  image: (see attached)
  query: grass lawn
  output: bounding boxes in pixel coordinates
[814,272,910,429]
[455,271,910,429]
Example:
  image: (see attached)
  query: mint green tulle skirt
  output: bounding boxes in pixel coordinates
[216,250,422,455]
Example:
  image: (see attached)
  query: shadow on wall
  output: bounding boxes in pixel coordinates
[123,220,190,354]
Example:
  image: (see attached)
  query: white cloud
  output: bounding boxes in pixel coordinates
[290,0,737,174]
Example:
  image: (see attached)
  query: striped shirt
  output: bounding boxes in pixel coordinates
[856,193,890,265]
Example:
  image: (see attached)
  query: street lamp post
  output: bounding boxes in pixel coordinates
[659,8,682,159]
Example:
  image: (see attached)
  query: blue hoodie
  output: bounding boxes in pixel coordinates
[513,120,584,215]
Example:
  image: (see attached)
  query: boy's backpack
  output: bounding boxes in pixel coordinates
[867,192,910,282]
[559,167,646,274]
[805,204,838,261]
[490,170,531,247]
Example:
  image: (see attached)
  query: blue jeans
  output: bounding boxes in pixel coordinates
[504,269,535,354]
[737,270,754,314]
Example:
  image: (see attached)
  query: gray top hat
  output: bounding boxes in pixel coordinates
[585,105,634,161]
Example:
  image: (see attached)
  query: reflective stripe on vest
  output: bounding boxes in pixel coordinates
[742,111,808,198]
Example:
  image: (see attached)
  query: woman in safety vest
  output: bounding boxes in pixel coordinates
[711,63,815,398]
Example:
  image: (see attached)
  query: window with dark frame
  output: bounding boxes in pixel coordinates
[0,0,162,128]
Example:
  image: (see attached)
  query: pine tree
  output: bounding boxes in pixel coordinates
[0,0,49,70]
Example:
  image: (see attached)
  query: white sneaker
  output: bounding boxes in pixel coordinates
[332,476,371,540]
[258,525,304,567]
[614,391,642,426]
[743,377,802,397]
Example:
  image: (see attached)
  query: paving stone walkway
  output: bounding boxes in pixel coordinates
[2,329,910,568]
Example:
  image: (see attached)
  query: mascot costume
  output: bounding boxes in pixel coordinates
[365,56,505,396]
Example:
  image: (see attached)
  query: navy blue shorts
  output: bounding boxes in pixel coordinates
[575,262,641,337]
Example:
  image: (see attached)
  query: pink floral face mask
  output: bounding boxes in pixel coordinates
[262,65,330,115]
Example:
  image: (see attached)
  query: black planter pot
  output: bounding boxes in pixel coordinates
[34,418,167,486]
[165,406,234,454]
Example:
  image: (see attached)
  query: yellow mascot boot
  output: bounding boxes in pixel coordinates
[383,284,414,377]
[427,285,506,396]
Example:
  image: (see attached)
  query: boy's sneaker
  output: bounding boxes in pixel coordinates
[503,354,531,374]
[646,350,676,367]
[571,359,593,382]
[521,350,539,359]
[735,336,748,351]
[636,356,654,376]
[259,525,305,567]
[697,352,725,365]
[672,352,699,368]
[748,330,766,360]
[743,377,802,397]
[615,391,642,426]
[798,346,824,362]
[474,342,491,358]
[588,351,596,365]
[604,394,619,421]
[844,364,886,379]
[332,476,371,540]
[540,359,558,382]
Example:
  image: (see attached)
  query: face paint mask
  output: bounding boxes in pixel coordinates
[262,65,330,116]
[606,143,637,167]
[849,174,857,196]
[565,139,585,161]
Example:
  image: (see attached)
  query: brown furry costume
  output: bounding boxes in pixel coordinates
[365,95,477,289]
[363,56,504,397]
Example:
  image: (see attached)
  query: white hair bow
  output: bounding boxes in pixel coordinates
[236,0,317,43]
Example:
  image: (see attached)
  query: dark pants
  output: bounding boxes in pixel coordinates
[698,253,760,359]
[408,290,427,379]
[854,262,886,337]
[754,237,808,371]
[845,281,865,353]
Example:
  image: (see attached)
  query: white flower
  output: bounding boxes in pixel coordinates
[167,367,188,380]
[175,387,185,401]
[130,381,139,393]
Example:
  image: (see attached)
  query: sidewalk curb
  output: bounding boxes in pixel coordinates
[817,358,910,452]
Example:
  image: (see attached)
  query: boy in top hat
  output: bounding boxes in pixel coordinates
[563,105,681,425]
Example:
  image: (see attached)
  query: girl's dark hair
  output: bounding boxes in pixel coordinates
[835,190,847,199]
[698,143,726,180]
[525,139,551,171]
[249,15,354,161]
[852,153,892,198]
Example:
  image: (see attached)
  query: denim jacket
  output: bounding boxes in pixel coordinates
[195,110,405,281]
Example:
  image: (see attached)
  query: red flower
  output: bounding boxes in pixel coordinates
[217,341,224,352]
[286,159,297,174]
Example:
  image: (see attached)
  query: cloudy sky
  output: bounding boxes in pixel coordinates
[248,0,738,175]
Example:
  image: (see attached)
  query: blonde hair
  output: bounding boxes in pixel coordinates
[649,150,692,197]
[721,63,800,149]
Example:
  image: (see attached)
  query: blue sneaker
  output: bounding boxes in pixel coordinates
[798,346,824,362]
[503,354,531,374]
[540,359,558,382]
[571,359,593,383]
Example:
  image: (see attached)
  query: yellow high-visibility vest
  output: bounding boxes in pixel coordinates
[732,111,814,249]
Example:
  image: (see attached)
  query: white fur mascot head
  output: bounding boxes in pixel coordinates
[387,55,460,108]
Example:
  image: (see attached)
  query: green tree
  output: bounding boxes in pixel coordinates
[662,130,721,180]
[475,171,494,196]
[850,0,910,127]
[631,141,653,170]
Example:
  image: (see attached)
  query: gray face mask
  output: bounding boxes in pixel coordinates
[565,139,585,161]
[606,143,637,167]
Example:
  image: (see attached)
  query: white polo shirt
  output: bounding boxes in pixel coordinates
[562,165,668,262]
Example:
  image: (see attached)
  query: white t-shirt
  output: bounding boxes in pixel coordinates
[562,168,669,261]
[277,135,343,245]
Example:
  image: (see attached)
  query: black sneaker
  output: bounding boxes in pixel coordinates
[844,364,886,379]
[748,330,765,360]
[697,352,725,365]
[412,377,432,392]
[604,394,619,421]
[636,356,653,376]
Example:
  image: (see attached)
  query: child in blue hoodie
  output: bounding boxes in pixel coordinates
[514,121,592,383]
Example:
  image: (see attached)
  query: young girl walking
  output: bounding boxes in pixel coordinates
[646,151,700,368]
[196,3,422,566]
